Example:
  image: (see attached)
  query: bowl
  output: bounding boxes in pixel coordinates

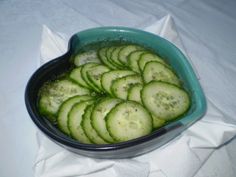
[25,27,206,158]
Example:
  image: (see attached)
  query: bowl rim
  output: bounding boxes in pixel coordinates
[25,26,207,152]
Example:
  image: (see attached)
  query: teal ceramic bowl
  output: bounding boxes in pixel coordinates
[25,27,206,158]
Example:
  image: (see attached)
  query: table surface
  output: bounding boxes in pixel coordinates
[0,0,236,177]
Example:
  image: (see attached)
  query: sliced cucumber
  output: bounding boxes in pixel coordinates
[39,42,189,144]
[127,83,143,104]
[38,79,90,122]
[91,97,122,143]
[110,46,125,67]
[106,46,122,69]
[73,50,100,66]
[111,75,143,100]
[152,115,166,128]
[128,50,146,73]
[138,52,166,71]
[141,81,190,120]
[82,104,108,144]
[106,101,153,142]
[57,95,93,135]
[106,47,115,59]
[69,66,90,88]
[68,100,94,143]
[101,70,136,95]
[143,61,180,86]
[118,45,142,65]
[87,64,110,92]
[98,47,118,69]
[81,63,100,92]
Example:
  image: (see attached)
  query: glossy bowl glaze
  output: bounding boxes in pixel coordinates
[25,27,206,158]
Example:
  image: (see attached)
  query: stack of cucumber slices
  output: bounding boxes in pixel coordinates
[38,44,190,144]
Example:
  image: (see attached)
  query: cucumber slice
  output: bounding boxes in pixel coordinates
[128,50,146,73]
[141,81,190,120]
[138,52,166,71]
[106,47,122,69]
[101,70,136,95]
[152,115,166,128]
[91,97,122,143]
[87,64,110,91]
[38,79,90,122]
[81,63,100,92]
[110,46,125,67]
[111,75,143,100]
[73,51,100,66]
[68,100,94,143]
[106,47,115,59]
[127,83,143,104]
[57,95,93,135]
[127,84,166,128]
[69,66,90,88]
[98,47,118,69]
[118,45,143,65]
[82,104,108,144]
[143,61,180,86]
[106,101,153,142]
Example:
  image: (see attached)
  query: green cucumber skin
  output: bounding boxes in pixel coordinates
[91,97,121,143]
[86,73,103,92]
[38,79,91,122]
[68,100,95,143]
[69,66,90,89]
[138,52,167,71]
[86,65,110,92]
[106,101,153,142]
[111,75,143,100]
[73,51,100,66]
[141,81,190,120]
[127,83,143,104]
[110,46,126,67]
[81,63,100,90]
[142,61,180,86]
[101,70,136,96]
[86,72,103,93]
[98,47,118,69]
[151,115,166,129]
[106,47,123,69]
[82,104,108,144]
[118,45,143,65]
[127,50,146,73]
[57,95,94,135]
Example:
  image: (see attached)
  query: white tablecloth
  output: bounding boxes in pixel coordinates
[0,0,236,177]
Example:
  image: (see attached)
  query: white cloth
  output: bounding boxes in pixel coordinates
[34,15,236,177]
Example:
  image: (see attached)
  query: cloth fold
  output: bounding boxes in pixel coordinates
[35,15,236,177]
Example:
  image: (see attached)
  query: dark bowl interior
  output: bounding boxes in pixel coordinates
[25,27,206,158]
